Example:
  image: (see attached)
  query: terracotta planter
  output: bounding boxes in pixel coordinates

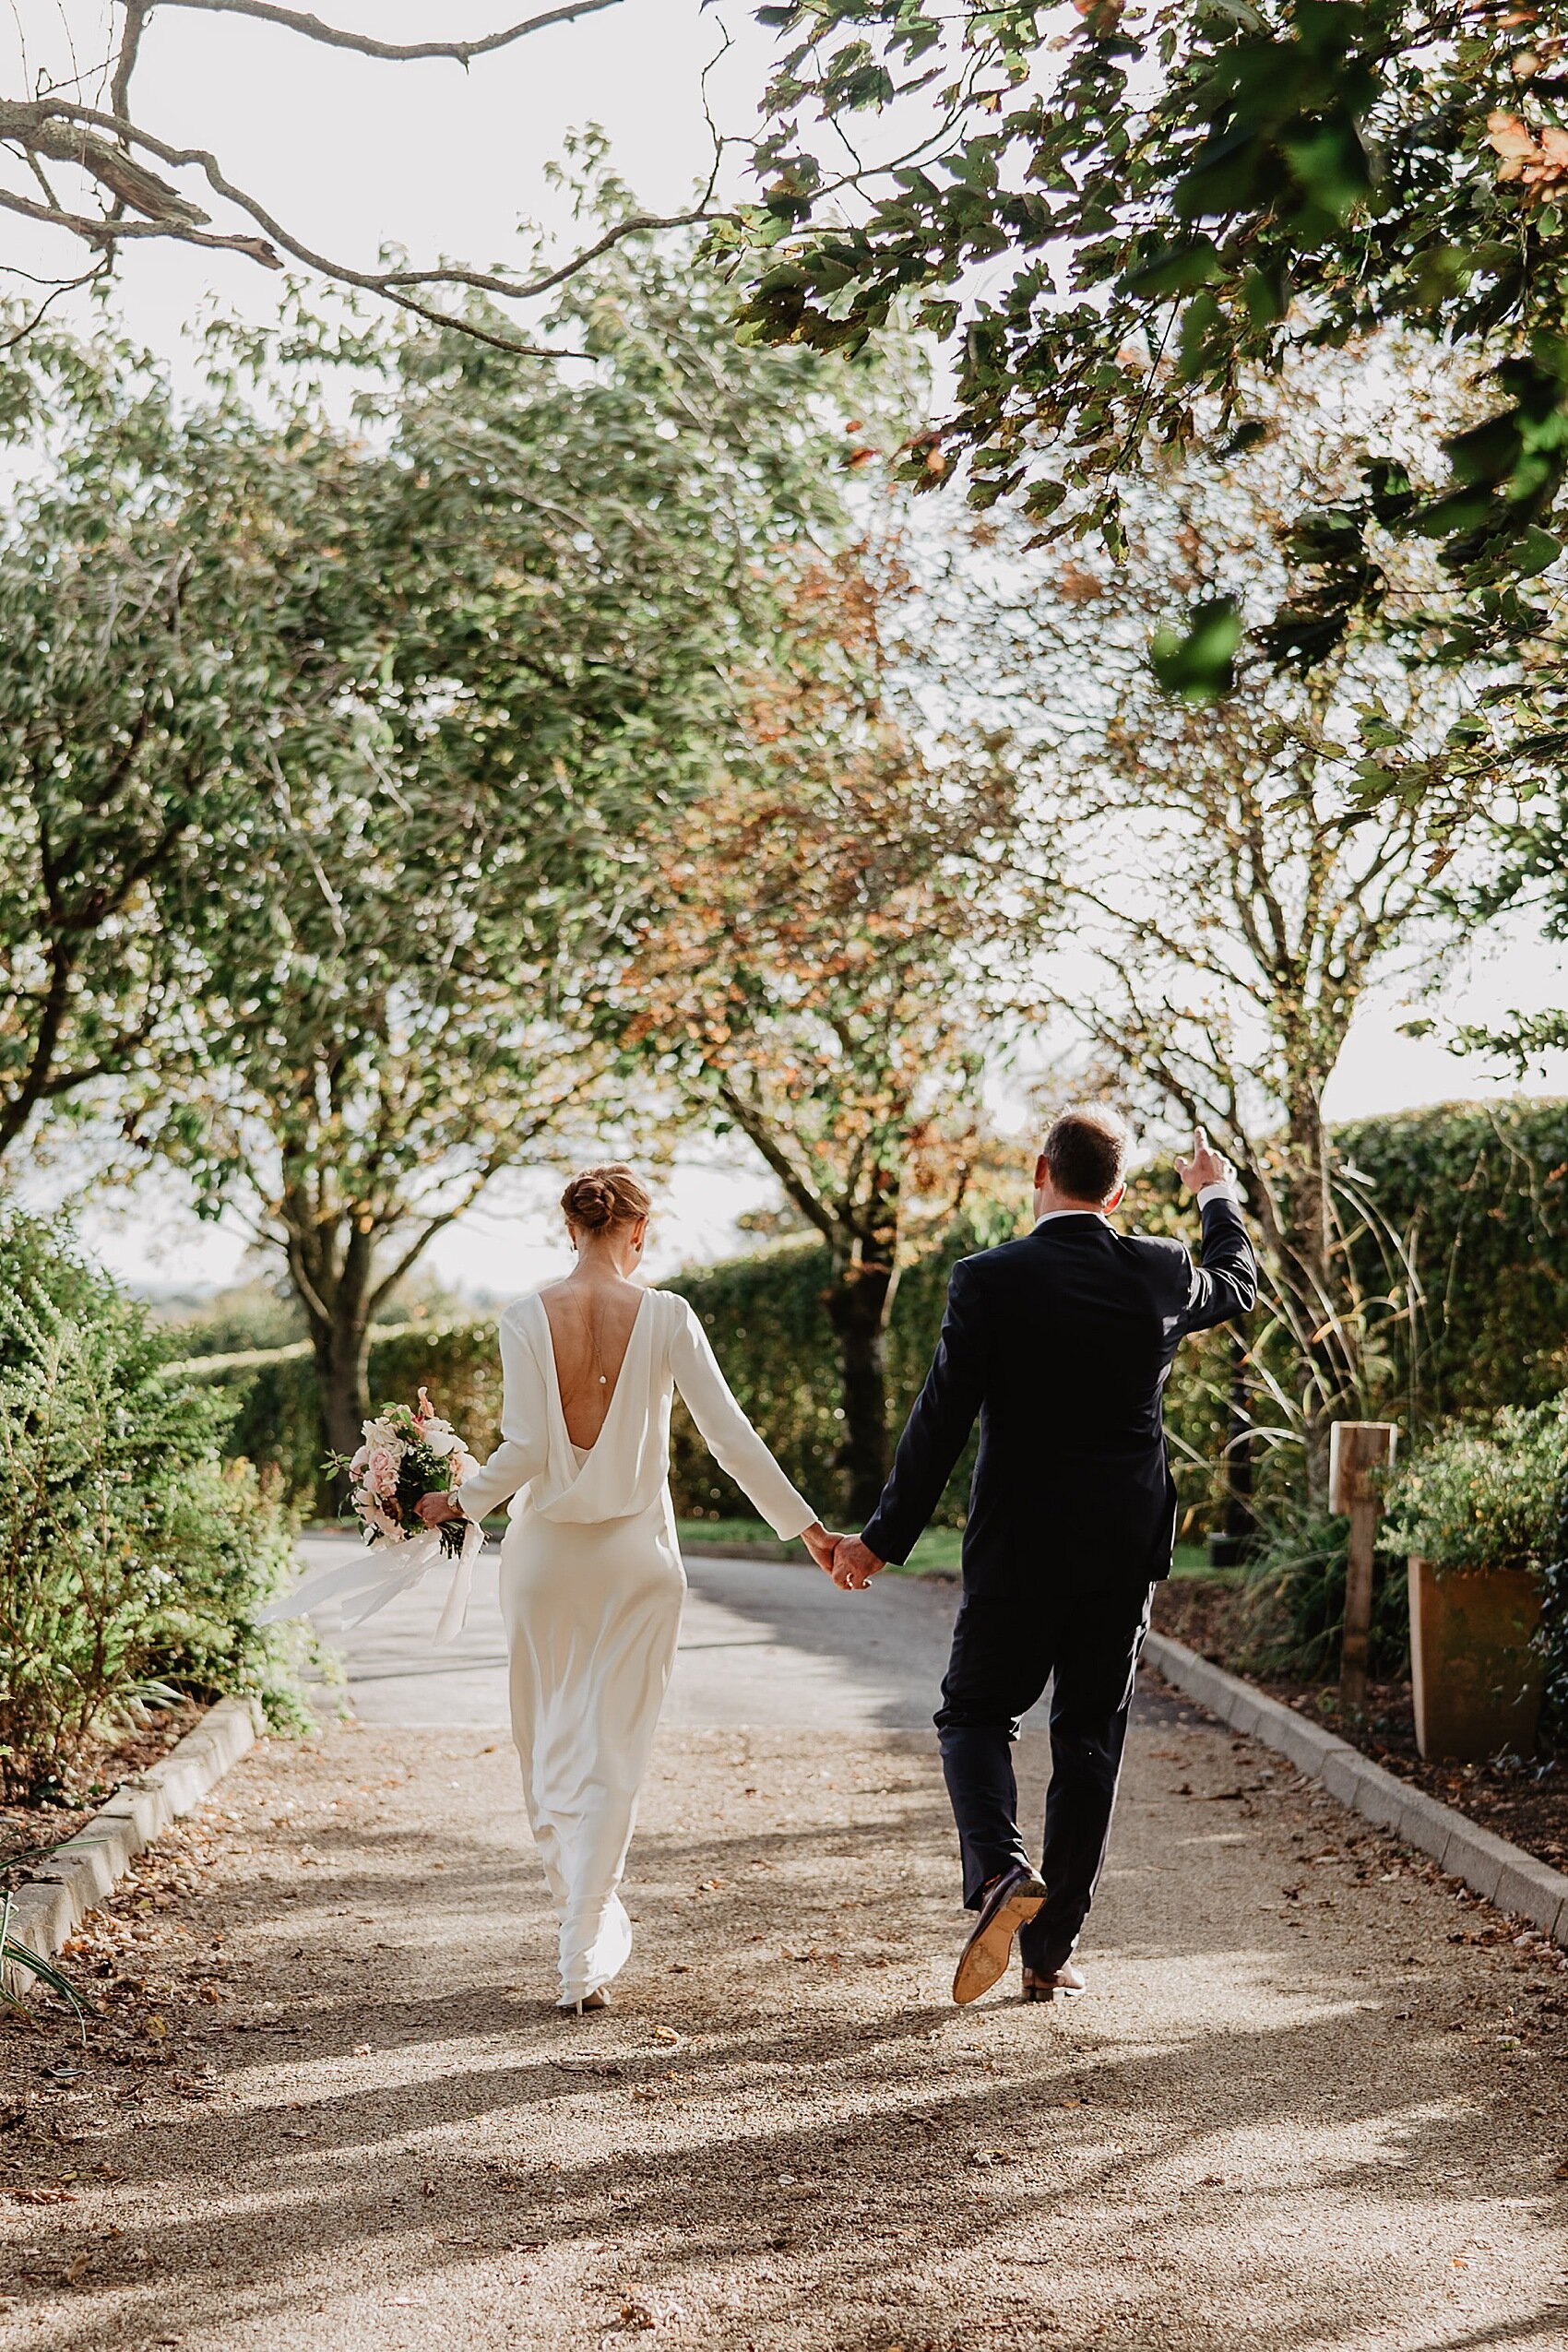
[1407,1557,1545,1762]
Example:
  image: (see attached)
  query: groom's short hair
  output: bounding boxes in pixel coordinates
[1041,1106,1128,1204]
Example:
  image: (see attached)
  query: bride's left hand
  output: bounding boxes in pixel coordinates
[416,1491,465,1528]
[802,1521,839,1574]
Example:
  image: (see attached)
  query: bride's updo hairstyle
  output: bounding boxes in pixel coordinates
[561,1163,652,1234]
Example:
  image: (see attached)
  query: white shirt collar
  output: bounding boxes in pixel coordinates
[1032,1208,1111,1229]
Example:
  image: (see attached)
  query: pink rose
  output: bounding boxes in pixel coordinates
[367,1445,398,1498]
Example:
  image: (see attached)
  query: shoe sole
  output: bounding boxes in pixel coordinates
[953,1885,1047,2005]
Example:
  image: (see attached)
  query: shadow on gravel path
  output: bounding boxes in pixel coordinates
[3,1705,1566,2350]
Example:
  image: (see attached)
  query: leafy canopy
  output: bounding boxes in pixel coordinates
[738,0,1568,768]
[101,204,899,1434]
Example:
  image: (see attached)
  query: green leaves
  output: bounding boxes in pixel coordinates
[739,0,1568,795]
[0,1207,300,1800]
[1122,234,1222,299]
[1150,595,1242,700]
[1173,2,1379,242]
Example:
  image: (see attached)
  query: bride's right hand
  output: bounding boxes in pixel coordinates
[802,1521,839,1574]
[417,1491,465,1528]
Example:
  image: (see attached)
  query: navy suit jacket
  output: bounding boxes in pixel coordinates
[861,1196,1258,1587]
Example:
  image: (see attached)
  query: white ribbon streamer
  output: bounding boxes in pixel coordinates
[258,1516,484,1646]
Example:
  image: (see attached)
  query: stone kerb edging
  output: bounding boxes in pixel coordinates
[1144,1629,1568,1944]
[3,1694,261,1991]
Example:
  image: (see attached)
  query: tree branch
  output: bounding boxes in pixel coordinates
[711,1072,839,1243]
[110,3,153,128]
[0,6,734,352]
[0,177,279,267]
[151,0,624,66]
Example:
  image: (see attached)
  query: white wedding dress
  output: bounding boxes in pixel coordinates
[455,1287,814,2007]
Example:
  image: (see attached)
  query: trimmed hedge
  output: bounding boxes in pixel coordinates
[189,1218,1227,1532]
[1337,1099,1568,1420]
[192,1099,1568,1536]
[186,1322,506,1522]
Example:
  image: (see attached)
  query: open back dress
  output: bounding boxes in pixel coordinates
[456,1286,814,2006]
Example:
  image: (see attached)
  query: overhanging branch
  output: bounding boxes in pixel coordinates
[154,0,624,65]
[0,3,728,352]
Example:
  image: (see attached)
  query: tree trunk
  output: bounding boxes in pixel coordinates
[282,1204,377,1517]
[1281,1094,1340,1510]
[824,1180,901,1526]
[1207,1323,1257,1566]
[825,1261,894,1526]
[309,1308,373,1500]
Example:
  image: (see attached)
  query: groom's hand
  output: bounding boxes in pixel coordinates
[830,1535,885,1592]
[1175,1124,1234,1198]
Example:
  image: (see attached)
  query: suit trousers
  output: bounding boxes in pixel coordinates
[934,1574,1155,1974]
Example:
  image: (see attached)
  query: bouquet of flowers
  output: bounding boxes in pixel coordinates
[260,1386,484,1645]
[340,1388,479,1558]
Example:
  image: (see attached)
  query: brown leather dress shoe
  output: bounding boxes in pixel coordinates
[953,1866,1049,2005]
[1022,1960,1085,2002]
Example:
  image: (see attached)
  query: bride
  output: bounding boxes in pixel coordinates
[417,1163,837,2013]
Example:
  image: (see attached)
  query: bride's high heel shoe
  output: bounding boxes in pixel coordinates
[567,1988,609,2016]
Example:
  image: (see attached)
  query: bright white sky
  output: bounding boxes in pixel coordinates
[11,4,1568,1298]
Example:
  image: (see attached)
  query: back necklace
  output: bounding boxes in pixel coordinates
[569,1290,611,1387]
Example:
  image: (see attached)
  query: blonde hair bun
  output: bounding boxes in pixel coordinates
[561,1164,652,1233]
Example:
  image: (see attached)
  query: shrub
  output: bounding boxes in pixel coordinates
[1383,1395,1568,1748]
[1382,1396,1564,1576]
[0,1210,309,1800]
[1239,1400,1568,1693]
[1238,1505,1409,1683]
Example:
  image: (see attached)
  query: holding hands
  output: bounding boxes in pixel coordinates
[802,1521,885,1592]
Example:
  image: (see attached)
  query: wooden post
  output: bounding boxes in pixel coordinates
[1330,1420,1398,1718]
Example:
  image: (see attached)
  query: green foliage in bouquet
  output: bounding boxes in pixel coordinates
[185,1321,503,1522]
[332,1394,471,1557]
[0,1210,310,1800]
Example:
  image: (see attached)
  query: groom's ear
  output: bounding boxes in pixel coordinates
[1033,1151,1049,1188]
[1105,1181,1126,1212]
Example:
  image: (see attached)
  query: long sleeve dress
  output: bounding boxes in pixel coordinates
[455,1285,815,2006]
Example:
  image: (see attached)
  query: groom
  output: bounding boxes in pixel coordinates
[828,1111,1256,2004]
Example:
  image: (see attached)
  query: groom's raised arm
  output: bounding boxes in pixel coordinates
[1173,1189,1258,1338]
[1169,1128,1258,1340]
[860,1259,986,1568]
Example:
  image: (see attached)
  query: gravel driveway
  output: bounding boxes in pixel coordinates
[3,1551,1566,2349]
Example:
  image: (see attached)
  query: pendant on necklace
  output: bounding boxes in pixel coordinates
[599,1374,607,1384]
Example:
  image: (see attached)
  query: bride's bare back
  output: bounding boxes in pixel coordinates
[540,1275,646,1449]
